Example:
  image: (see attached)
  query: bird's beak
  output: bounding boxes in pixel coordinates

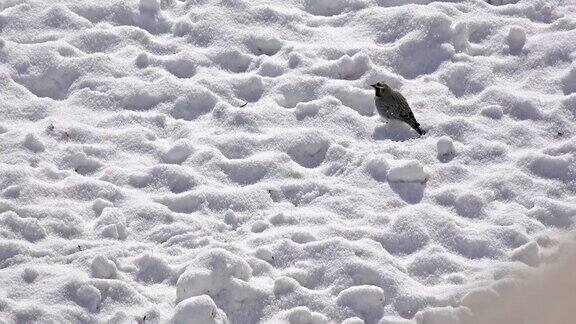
[370,84,376,88]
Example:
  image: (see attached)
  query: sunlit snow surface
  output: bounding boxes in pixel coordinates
[1,0,575,323]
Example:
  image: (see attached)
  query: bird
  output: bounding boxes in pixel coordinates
[370,81,426,136]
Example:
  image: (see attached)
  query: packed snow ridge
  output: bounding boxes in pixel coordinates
[1,0,575,323]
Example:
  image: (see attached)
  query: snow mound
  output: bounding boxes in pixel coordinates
[437,136,456,161]
[135,253,175,283]
[274,276,300,295]
[268,306,330,324]
[510,241,540,266]
[387,161,428,183]
[303,0,365,16]
[171,88,218,121]
[0,211,46,242]
[173,295,229,324]
[246,33,283,56]
[414,306,471,324]
[23,133,45,153]
[337,285,385,319]
[140,0,160,14]
[480,105,504,119]
[1,0,575,322]
[365,155,390,181]
[341,317,365,324]
[177,249,252,300]
[562,65,576,95]
[91,255,117,279]
[75,284,102,312]
[507,26,526,54]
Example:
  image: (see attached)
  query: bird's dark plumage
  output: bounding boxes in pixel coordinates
[371,82,426,136]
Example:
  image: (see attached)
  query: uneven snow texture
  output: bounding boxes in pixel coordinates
[1,0,576,323]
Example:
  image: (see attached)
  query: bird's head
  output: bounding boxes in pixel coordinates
[370,81,391,97]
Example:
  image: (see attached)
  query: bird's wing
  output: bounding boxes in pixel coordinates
[391,91,419,126]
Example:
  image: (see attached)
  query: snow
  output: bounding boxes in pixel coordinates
[21,267,39,283]
[455,240,576,324]
[268,306,330,324]
[337,285,386,320]
[91,255,118,279]
[23,133,45,153]
[480,105,504,119]
[139,0,160,15]
[387,161,428,183]
[75,284,102,312]
[436,136,456,161]
[506,26,526,54]
[563,64,576,95]
[509,241,540,267]
[173,295,229,324]
[1,0,576,323]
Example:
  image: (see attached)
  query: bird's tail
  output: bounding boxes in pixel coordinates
[411,122,426,136]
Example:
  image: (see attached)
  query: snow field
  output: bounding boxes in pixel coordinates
[0,0,575,323]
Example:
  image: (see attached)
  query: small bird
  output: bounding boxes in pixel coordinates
[371,81,426,136]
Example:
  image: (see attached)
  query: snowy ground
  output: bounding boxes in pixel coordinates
[1,0,575,323]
